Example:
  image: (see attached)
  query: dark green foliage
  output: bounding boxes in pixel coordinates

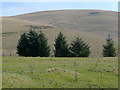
[103,35,116,57]
[70,37,90,57]
[27,30,39,57]
[37,31,50,57]
[17,29,50,57]
[54,32,70,57]
[17,33,29,57]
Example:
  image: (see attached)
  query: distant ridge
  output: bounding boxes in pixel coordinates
[3,9,117,17]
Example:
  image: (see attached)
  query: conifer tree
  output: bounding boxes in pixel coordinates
[37,31,50,57]
[103,35,116,57]
[27,29,39,57]
[54,32,70,57]
[70,37,90,57]
[17,33,29,57]
[17,29,50,57]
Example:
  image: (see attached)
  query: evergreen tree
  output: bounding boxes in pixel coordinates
[37,31,50,57]
[103,35,116,57]
[54,32,70,57]
[70,37,90,57]
[27,29,39,57]
[17,33,29,57]
[17,29,50,57]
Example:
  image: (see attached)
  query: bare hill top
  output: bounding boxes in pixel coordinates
[12,10,118,37]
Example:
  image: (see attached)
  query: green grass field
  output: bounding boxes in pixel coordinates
[2,57,118,88]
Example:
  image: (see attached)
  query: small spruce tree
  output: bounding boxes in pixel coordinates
[37,31,50,57]
[17,33,29,57]
[103,35,116,57]
[27,29,39,57]
[70,37,90,57]
[54,32,70,57]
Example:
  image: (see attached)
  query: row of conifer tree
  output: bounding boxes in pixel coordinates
[17,29,117,57]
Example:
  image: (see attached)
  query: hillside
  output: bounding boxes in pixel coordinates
[2,9,118,57]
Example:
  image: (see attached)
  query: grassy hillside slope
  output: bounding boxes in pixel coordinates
[2,10,118,57]
[13,10,118,37]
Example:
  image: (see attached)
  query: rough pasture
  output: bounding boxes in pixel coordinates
[2,57,118,88]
